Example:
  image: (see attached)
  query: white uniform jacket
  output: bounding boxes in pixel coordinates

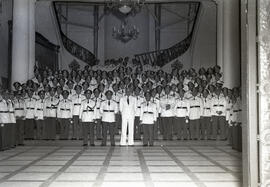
[140,101,157,125]
[14,99,25,118]
[100,99,118,123]
[44,96,59,118]
[34,99,45,120]
[160,95,175,117]
[119,95,137,118]
[174,98,190,118]
[202,96,212,117]
[135,95,144,117]
[0,99,10,124]
[188,96,203,120]
[24,98,37,119]
[79,99,97,122]
[57,99,73,119]
[211,95,227,117]
[71,94,85,116]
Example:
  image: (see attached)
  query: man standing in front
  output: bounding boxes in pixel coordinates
[119,87,137,146]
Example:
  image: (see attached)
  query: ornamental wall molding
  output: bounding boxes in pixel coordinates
[258,0,270,186]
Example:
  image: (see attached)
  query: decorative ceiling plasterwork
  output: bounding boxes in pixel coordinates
[258,0,270,186]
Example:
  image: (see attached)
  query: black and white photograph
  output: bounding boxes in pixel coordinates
[0,0,267,186]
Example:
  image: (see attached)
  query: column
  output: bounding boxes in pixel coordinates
[28,0,36,79]
[11,0,35,85]
[216,0,224,71]
[11,0,29,84]
[222,0,241,88]
[154,4,161,51]
[93,5,99,57]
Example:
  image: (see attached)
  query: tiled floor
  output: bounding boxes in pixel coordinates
[0,141,242,187]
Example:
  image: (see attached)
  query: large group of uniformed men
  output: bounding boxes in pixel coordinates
[0,60,242,152]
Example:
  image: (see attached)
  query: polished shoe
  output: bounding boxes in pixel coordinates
[82,144,87,147]
[90,144,95,146]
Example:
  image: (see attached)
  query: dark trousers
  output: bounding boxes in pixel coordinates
[1,124,9,150]
[212,116,226,140]
[44,118,56,140]
[228,125,233,146]
[0,126,2,150]
[175,117,188,140]
[73,116,82,139]
[24,119,35,139]
[142,124,154,146]
[232,125,239,150]
[134,116,141,140]
[36,120,45,140]
[189,119,200,140]
[82,122,95,145]
[16,119,24,145]
[238,125,242,152]
[10,123,16,147]
[59,119,70,139]
[201,117,212,140]
[162,117,174,140]
[102,122,115,146]
[115,114,121,135]
[96,119,102,140]
[154,117,160,139]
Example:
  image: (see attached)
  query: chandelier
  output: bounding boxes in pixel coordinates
[112,21,139,43]
[105,0,145,15]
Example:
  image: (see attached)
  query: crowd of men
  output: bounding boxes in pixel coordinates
[0,62,242,152]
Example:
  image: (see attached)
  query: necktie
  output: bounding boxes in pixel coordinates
[108,100,110,106]
[127,96,129,105]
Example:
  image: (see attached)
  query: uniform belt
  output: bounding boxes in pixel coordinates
[233,110,238,112]
[204,107,211,110]
[74,103,81,106]
[97,108,100,109]
[0,111,9,113]
[238,109,242,111]
[27,107,35,110]
[213,105,224,107]
[46,107,57,109]
[137,106,141,108]
[9,111,14,113]
[37,109,43,111]
[226,109,230,111]
[60,109,71,111]
[103,110,114,112]
[177,107,187,109]
[144,112,153,114]
[15,108,24,110]
[190,106,200,108]
[83,109,94,112]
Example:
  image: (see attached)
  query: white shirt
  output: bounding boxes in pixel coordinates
[44,96,59,118]
[34,99,45,120]
[211,95,227,116]
[134,95,144,116]
[57,99,73,119]
[24,97,37,119]
[14,99,25,118]
[202,96,212,117]
[189,96,203,120]
[71,94,85,116]
[160,94,175,117]
[100,99,118,123]
[0,99,10,123]
[79,99,97,122]
[174,98,190,118]
[140,101,157,124]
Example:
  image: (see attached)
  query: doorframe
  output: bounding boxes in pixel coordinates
[241,0,259,186]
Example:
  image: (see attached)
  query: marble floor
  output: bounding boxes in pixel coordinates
[0,140,242,187]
